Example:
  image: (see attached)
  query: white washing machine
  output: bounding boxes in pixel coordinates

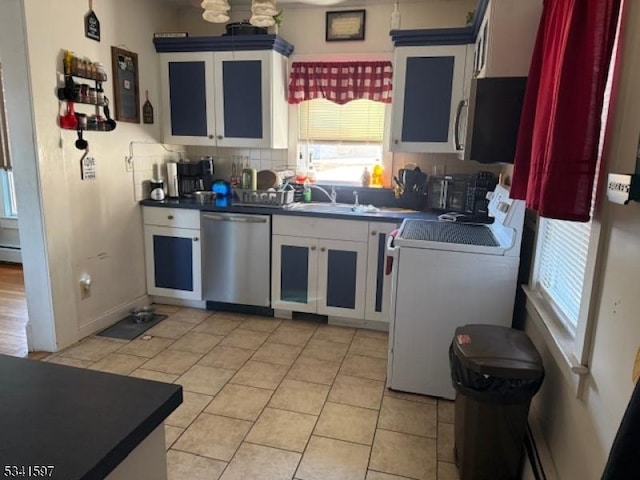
[386,185,525,400]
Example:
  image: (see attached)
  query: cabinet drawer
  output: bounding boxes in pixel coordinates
[273,215,368,242]
[143,207,200,229]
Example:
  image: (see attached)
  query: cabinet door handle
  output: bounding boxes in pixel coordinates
[167,215,174,220]
[454,99,467,151]
[394,139,399,145]
[310,246,316,251]
[193,237,199,242]
[208,134,214,139]
[371,231,377,236]
[217,134,223,140]
[320,247,326,252]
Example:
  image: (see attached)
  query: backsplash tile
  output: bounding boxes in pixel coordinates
[132,153,183,201]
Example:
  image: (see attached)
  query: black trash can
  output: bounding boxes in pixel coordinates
[449,324,544,480]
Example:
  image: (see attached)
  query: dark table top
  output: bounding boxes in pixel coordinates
[0,355,182,480]
[140,198,440,224]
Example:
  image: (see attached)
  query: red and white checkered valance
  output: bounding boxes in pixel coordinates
[288,61,393,105]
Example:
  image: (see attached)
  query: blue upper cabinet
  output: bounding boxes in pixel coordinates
[161,53,216,146]
[159,45,291,148]
[213,51,288,149]
[391,45,471,153]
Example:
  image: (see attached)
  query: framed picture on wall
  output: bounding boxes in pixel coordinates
[326,10,366,42]
[110,47,140,123]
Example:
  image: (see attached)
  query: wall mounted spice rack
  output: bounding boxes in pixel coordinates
[57,50,116,132]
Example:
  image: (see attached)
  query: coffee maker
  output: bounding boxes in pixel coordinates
[464,171,498,220]
[177,158,214,196]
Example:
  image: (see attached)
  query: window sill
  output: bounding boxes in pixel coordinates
[522,285,589,388]
[0,217,19,229]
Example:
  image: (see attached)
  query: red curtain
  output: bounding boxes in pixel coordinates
[511,0,621,221]
[288,61,393,105]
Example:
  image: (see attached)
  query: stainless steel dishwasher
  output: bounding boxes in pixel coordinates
[201,212,271,307]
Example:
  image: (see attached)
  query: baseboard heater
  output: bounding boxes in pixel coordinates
[0,245,21,263]
[524,423,547,480]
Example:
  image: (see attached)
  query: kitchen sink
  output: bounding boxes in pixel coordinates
[285,202,416,214]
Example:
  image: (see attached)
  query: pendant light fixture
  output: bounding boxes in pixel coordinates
[202,0,230,23]
[250,0,278,28]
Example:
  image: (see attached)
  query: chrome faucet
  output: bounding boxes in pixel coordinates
[353,191,359,207]
[309,184,335,204]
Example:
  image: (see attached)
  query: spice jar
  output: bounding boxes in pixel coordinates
[94,62,107,81]
[96,84,104,105]
[75,113,87,130]
[80,84,89,103]
[87,115,99,131]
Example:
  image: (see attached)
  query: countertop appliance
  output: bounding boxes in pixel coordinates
[428,174,470,212]
[149,179,165,201]
[177,158,214,196]
[464,171,498,221]
[386,184,525,399]
[201,212,271,307]
[456,77,527,164]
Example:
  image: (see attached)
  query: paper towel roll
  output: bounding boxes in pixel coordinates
[167,162,179,198]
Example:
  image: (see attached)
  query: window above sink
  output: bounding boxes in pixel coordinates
[297,99,389,186]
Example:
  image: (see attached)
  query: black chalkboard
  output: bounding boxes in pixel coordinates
[111,47,140,123]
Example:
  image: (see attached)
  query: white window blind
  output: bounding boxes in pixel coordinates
[298,99,385,143]
[537,218,591,333]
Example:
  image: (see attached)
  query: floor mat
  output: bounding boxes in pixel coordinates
[96,314,167,341]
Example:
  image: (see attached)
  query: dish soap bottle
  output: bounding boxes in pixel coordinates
[361,167,371,187]
[371,158,383,187]
[391,1,401,30]
[303,181,312,202]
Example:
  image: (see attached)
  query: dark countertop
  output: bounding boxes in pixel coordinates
[0,355,182,480]
[140,198,440,224]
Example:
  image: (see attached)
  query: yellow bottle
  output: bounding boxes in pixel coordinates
[371,159,384,187]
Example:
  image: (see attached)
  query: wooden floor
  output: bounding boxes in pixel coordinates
[0,263,28,357]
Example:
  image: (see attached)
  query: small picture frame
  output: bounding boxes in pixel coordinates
[111,46,140,123]
[326,10,366,42]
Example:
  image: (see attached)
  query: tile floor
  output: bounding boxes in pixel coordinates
[44,305,459,480]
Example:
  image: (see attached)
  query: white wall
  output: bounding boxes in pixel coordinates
[523,3,640,478]
[18,0,180,349]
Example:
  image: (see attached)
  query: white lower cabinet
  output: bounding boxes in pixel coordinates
[272,234,367,320]
[142,207,202,301]
[271,215,394,324]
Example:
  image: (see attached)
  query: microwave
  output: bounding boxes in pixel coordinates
[456,77,527,164]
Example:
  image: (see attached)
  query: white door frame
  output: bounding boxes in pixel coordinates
[0,0,57,352]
